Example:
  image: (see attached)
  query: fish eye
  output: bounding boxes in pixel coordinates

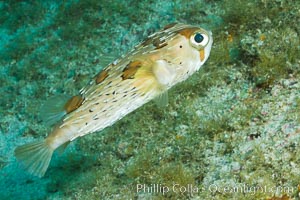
[190,32,209,48]
[194,33,204,43]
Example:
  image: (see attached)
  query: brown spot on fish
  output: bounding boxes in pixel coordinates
[200,49,205,61]
[163,22,178,30]
[64,95,84,114]
[178,28,198,39]
[95,70,109,84]
[141,34,168,49]
[153,38,168,49]
[121,61,142,80]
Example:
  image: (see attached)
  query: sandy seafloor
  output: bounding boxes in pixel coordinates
[0,0,300,199]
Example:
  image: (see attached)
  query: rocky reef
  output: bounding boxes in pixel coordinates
[0,0,299,199]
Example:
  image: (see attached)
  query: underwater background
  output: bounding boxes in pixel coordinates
[0,0,300,199]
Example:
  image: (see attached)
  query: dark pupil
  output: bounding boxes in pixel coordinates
[194,33,204,43]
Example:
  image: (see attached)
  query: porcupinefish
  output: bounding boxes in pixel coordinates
[15,23,213,177]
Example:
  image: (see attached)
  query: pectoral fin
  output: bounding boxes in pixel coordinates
[152,60,176,87]
[154,91,169,107]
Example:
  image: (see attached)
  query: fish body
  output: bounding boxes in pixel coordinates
[15,23,213,177]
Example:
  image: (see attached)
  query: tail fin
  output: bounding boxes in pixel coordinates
[14,140,53,177]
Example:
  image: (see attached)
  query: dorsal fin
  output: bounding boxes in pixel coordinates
[40,94,84,126]
[39,94,70,125]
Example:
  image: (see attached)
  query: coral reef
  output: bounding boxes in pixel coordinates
[0,0,299,199]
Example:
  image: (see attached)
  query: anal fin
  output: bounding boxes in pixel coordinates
[57,141,70,155]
